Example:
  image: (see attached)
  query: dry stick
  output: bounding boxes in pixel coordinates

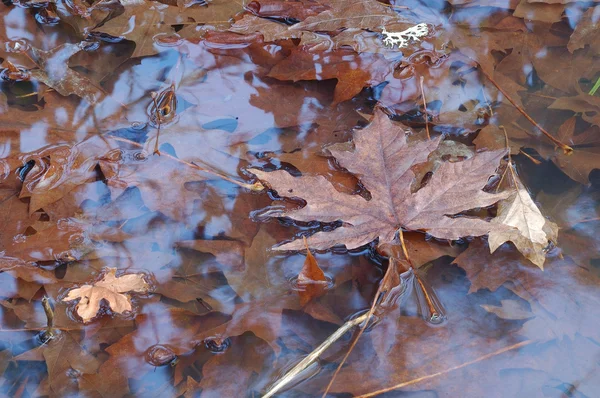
[477,67,573,154]
[355,340,535,398]
[263,312,370,398]
[419,76,431,140]
[106,135,264,192]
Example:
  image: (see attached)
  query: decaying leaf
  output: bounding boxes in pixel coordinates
[63,268,151,322]
[250,110,511,251]
[489,174,559,269]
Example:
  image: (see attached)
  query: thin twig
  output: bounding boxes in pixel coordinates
[478,67,573,154]
[262,312,370,398]
[106,135,264,191]
[355,340,535,397]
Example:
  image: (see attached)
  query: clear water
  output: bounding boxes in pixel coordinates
[0,1,599,397]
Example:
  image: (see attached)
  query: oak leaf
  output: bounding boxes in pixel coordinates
[63,268,151,323]
[16,330,100,396]
[250,110,510,251]
[19,136,117,214]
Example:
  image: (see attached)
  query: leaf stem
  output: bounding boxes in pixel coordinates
[478,67,573,154]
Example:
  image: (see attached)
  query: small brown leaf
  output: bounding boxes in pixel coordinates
[296,237,328,305]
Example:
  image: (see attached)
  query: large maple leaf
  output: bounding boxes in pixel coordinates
[250,110,510,250]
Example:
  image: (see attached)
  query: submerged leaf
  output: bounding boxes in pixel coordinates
[28,43,104,103]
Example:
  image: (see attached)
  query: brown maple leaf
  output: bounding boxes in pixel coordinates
[63,268,151,323]
[250,110,510,251]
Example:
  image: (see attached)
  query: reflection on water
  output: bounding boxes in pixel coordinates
[1,0,599,397]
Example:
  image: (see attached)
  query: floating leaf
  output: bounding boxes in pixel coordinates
[63,268,151,323]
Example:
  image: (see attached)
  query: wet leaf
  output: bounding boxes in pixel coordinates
[268,48,392,103]
[16,330,100,397]
[63,268,151,323]
[82,304,230,396]
[246,0,328,21]
[488,172,559,268]
[99,148,214,222]
[288,0,409,33]
[296,237,328,305]
[455,240,600,341]
[195,333,274,396]
[568,6,600,55]
[94,0,247,57]
[19,136,117,214]
[27,43,105,104]
[250,110,510,251]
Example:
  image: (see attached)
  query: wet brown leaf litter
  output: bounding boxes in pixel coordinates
[0,0,599,396]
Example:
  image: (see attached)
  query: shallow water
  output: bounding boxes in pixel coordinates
[0,1,599,397]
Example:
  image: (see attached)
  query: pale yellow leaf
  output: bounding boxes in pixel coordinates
[489,178,558,269]
[63,268,150,323]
